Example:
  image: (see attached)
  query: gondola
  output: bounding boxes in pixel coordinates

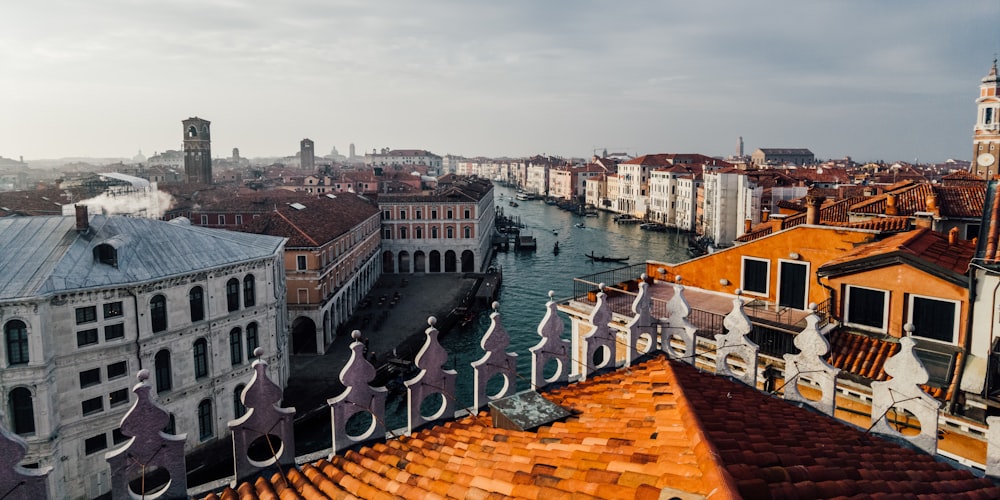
[585,252,629,263]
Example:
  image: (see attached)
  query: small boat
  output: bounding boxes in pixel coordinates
[585,212,598,217]
[509,200,519,207]
[614,214,641,224]
[585,252,629,263]
[575,223,586,228]
[553,241,560,255]
[552,229,558,234]
[640,222,668,232]
[515,192,530,201]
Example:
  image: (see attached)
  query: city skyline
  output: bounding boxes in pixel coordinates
[2,1,998,163]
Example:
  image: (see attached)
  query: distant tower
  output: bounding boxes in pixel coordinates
[183,117,212,184]
[737,136,744,157]
[232,148,240,162]
[973,59,1000,178]
[349,143,356,159]
[301,138,315,170]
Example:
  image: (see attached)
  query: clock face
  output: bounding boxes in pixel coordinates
[979,153,996,167]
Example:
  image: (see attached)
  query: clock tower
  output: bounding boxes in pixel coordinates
[973,60,1000,178]
[183,117,213,185]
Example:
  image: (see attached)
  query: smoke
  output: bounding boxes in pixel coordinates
[71,187,176,219]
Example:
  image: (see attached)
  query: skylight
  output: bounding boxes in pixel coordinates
[290,203,306,210]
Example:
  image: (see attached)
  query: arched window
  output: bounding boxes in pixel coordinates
[150,295,167,333]
[464,226,472,238]
[415,227,422,239]
[431,227,439,238]
[246,323,259,356]
[226,278,240,312]
[9,387,34,435]
[243,275,256,308]
[4,320,28,366]
[399,227,408,239]
[189,286,205,323]
[197,399,213,440]
[154,350,172,393]
[193,338,208,378]
[447,227,454,238]
[229,328,243,366]
[233,384,247,419]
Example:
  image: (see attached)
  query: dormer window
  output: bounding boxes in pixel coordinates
[94,244,117,267]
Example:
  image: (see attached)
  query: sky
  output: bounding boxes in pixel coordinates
[1,1,999,164]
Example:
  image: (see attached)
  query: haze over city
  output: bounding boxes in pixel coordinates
[2,0,998,163]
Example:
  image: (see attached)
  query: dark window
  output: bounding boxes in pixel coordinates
[194,338,208,378]
[200,215,208,225]
[399,227,407,239]
[431,210,438,220]
[218,215,225,225]
[164,414,176,435]
[107,361,127,380]
[189,287,204,322]
[741,258,768,294]
[243,275,256,307]
[103,301,123,319]
[82,396,103,415]
[399,210,406,220]
[447,227,454,238]
[432,227,438,238]
[235,215,243,225]
[104,323,125,341]
[416,210,422,220]
[464,209,470,219]
[382,210,391,220]
[197,399,213,440]
[246,323,259,357]
[112,428,128,444]
[910,296,958,343]
[297,255,307,270]
[95,244,117,267]
[77,329,99,347]
[150,295,167,333]
[447,209,453,219]
[845,286,887,331]
[76,306,97,324]
[9,387,34,435]
[5,320,29,365]
[154,350,172,393]
[383,228,391,239]
[109,388,129,407]
[226,278,240,312]
[966,224,981,241]
[233,384,247,418]
[415,227,422,239]
[79,368,101,388]
[230,328,243,366]
[464,227,471,238]
[84,434,108,455]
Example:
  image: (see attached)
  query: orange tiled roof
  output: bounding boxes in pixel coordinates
[819,227,975,279]
[202,356,1000,499]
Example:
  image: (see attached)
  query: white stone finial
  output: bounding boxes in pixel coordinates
[137,369,149,383]
[428,316,437,327]
[903,323,915,335]
[808,302,818,312]
[548,290,555,299]
[675,275,682,283]
[734,288,743,296]
[597,283,605,291]
[492,301,499,311]
[640,273,647,280]
[351,330,361,340]
[253,347,263,358]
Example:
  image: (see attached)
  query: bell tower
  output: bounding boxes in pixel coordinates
[183,117,213,185]
[972,60,1000,179]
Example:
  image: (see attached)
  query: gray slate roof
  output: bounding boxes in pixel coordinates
[0,215,286,300]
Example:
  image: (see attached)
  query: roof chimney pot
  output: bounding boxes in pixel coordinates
[75,205,89,232]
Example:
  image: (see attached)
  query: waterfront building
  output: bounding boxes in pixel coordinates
[548,163,606,201]
[750,147,815,167]
[183,117,213,185]
[377,177,495,274]
[524,158,551,196]
[365,148,442,173]
[701,168,762,246]
[615,154,667,217]
[972,60,1000,178]
[583,174,607,209]
[674,173,701,231]
[241,193,382,354]
[0,207,287,498]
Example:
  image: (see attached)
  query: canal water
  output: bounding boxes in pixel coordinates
[381,185,690,429]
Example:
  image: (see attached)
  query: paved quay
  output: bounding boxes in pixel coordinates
[283,273,482,417]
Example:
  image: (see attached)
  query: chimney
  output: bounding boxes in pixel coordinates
[885,194,897,216]
[914,212,933,229]
[770,214,787,232]
[805,194,826,225]
[75,205,89,232]
[744,218,752,234]
[949,226,959,245]
[761,207,770,222]
[925,193,940,217]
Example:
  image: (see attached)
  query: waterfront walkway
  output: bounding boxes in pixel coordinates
[283,273,481,416]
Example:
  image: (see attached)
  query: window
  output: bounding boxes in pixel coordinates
[95,244,117,267]
[233,384,247,419]
[446,227,454,239]
[226,278,240,312]
[107,361,127,380]
[246,323,259,356]
[464,209,470,219]
[431,210,438,220]
[84,434,108,455]
[5,320,28,366]
[197,399,213,440]
[112,428,128,445]
[908,295,959,344]
[230,328,243,366]
[9,388,34,435]
[76,306,97,324]
[844,285,888,332]
[415,227,422,239]
[154,350,172,393]
[109,388,129,407]
[194,338,209,378]
[464,227,471,238]
[447,209,453,219]
[150,295,167,333]
[431,227,438,239]
[297,255,307,271]
[77,329,99,347]
[79,368,101,388]
[416,210,422,220]
[741,257,769,295]
[82,396,103,415]
[218,215,226,225]
[243,275,256,307]
[383,228,391,239]
[200,215,208,225]
[400,227,407,239]
[189,287,205,322]
[399,210,406,220]
[966,224,981,241]
[235,215,243,225]
[382,210,391,220]
[104,323,125,341]
[103,301,123,319]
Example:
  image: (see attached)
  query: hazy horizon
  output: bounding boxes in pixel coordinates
[3,1,998,164]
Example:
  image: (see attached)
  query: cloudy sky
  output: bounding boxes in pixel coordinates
[1,1,998,163]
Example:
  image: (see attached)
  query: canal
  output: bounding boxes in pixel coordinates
[382,185,691,430]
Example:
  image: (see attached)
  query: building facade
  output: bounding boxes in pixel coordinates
[973,60,1000,178]
[183,117,212,185]
[300,138,315,171]
[751,148,814,167]
[0,209,287,499]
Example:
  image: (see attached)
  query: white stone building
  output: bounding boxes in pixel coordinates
[701,169,761,247]
[0,209,287,499]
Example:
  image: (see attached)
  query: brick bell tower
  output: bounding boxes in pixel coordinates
[183,117,213,184]
[972,60,1000,179]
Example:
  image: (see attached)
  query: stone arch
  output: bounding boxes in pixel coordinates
[414,251,426,273]
[291,316,317,354]
[461,250,475,272]
[429,250,441,273]
[444,250,457,272]
[382,251,394,273]
[397,251,411,273]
